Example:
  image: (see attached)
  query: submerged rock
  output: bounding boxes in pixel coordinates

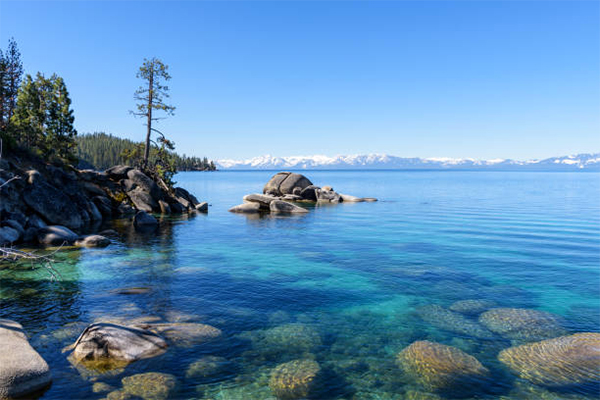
[479,308,567,342]
[133,211,158,230]
[229,202,261,213]
[269,359,321,399]
[270,200,309,214]
[37,225,79,245]
[449,299,496,315]
[185,355,231,379]
[260,323,322,355]
[0,319,52,399]
[416,304,494,339]
[147,323,222,347]
[75,234,110,248]
[396,340,489,393]
[67,323,167,370]
[498,332,600,387]
[121,372,178,400]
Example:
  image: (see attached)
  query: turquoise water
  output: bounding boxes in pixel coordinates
[1,171,599,399]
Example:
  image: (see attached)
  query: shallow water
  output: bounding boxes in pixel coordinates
[1,171,599,399]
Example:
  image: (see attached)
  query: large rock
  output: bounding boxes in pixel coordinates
[229,202,261,213]
[195,202,208,213]
[0,319,52,398]
[243,193,278,210]
[93,196,113,218]
[269,359,321,399]
[396,341,489,393]
[185,355,231,379]
[316,187,341,203]
[498,333,600,388]
[126,169,163,201]
[0,226,20,245]
[299,185,319,201]
[127,187,158,213]
[270,200,309,214]
[23,173,83,229]
[133,211,158,230]
[68,323,167,369]
[105,165,132,180]
[479,308,567,342]
[37,225,79,246]
[75,235,110,248]
[416,304,494,339]
[255,323,322,356]
[174,187,199,209]
[121,372,178,400]
[263,172,313,196]
[147,323,222,347]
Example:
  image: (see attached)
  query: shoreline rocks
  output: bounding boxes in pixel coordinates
[0,319,52,399]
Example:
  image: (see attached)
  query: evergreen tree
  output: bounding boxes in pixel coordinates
[0,38,24,140]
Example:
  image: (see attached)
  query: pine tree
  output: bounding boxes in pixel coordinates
[0,38,24,140]
[46,75,77,160]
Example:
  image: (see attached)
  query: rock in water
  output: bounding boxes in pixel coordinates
[498,332,600,388]
[127,187,158,213]
[185,355,231,379]
[37,225,79,245]
[229,202,261,213]
[479,308,567,342]
[269,359,321,399]
[260,323,322,355]
[300,185,319,201]
[121,372,178,400]
[68,323,167,369]
[195,202,208,212]
[0,226,20,245]
[243,193,279,210]
[416,304,494,339]
[263,172,313,196]
[316,187,341,203]
[0,319,52,399]
[147,323,222,347]
[449,299,496,315]
[133,211,158,230]
[396,341,489,393]
[75,234,110,248]
[270,200,309,214]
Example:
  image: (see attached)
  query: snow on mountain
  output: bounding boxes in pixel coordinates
[216,153,600,171]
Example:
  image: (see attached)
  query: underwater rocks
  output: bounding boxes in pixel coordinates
[120,372,178,400]
[449,299,496,315]
[416,304,494,339]
[249,323,322,357]
[479,308,567,342]
[185,355,231,379]
[396,340,489,393]
[67,323,167,369]
[269,359,321,399]
[498,332,600,388]
[147,323,222,347]
[0,319,52,399]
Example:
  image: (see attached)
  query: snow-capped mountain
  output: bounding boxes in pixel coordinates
[216,153,600,171]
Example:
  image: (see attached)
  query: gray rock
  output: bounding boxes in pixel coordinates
[169,202,185,214]
[158,200,171,214]
[0,226,20,245]
[339,194,365,202]
[174,187,199,208]
[263,172,313,196]
[316,188,341,203]
[117,203,136,216]
[133,211,158,230]
[23,175,83,229]
[243,193,278,209]
[195,202,208,213]
[270,200,309,214]
[3,219,24,236]
[26,214,47,230]
[292,187,302,196]
[121,179,137,193]
[37,225,79,246]
[87,201,103,222]
[23,227,39,243]
[282,194,303,202]
[147,323,222,347]
[75,235,110,248]
[416,304,494,339]
[3,211,26,226]
[93,196,113,218]
[81,181,106,197]
[0,319,52,399]
[68,322,167,366]
[229,202,261,213]
[128,187,158,213]
[105,165,133,180]
[300,185,319,201]
[185,355,230,379]
[126,169,163,201]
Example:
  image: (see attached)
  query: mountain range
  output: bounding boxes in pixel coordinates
[216,153,600,171]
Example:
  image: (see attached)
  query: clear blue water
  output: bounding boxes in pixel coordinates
[1,171,599,399]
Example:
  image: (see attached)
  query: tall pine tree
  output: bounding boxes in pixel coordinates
[0,38,24,140]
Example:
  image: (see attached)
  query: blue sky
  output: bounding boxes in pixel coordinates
[1,1,598,160]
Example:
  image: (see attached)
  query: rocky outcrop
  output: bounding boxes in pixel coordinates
[0,319,52,399]
[133,211,158,231]
[498,332,600,388]
[269,359,321,399]
[243,194,278,210]
[396,341,489,393]
[264,172,313,197]
[270,200,309,214]
[479,308,567,342]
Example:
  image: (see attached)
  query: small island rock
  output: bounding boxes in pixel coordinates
[229,202,261,213]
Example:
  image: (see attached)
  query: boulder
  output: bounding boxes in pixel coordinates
[22,227,39,243]
[3,219,24,236]
[479,308,567,342]
[128,187,158,213]
[86,200,103,221]
[0,319,52,399]
[269,359,321,399]
[158,200,171,214]
[263,172,313,196]
[174,187,199,208]
[195,202,208,213]
[416,304,494,339]
[449,300,496,315]
[270,200,309,214]
[121,179,137,193]
[498,333,600,387]
[258,323,322,355]
[2,211,26,226]
[316,188,341,203]
[282,194,303,202]
[292,187,302,196]
[300,185,319,201]
[75,235,110,248]
[23,175,83,229]
[93,196,113,218]
[133,211,158,230]
[396,341,489,393]
[117,204,136,216]
[105,165,132,180]
[0,226,20,245]
[37,225,79,246]
[67,323,167,368]
[243,193,278,210]
[26,214,47,230]
[121,372,178,400]
[229,202,261,214]
[185,355,231,379]
[126,169,163,201]
[168,202,184,214]
[147,323,222,347]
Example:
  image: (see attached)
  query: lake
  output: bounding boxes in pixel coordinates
[1,170,599,399]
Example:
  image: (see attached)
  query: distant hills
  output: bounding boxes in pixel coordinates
[217,153,600,171]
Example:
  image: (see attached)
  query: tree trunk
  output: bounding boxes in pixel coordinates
[143,65,154,168]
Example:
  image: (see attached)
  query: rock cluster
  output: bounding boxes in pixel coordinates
[0,160,207,246]
[229,172,376,214]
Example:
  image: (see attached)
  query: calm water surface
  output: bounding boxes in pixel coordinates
[1,171,599,399]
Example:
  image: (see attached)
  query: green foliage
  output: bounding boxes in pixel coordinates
[0,38,24,147]
[10,72,77,162]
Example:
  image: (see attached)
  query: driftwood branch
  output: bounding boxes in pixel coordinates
[0,244,65,281]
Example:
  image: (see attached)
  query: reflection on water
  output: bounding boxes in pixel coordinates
[1,171,599,399]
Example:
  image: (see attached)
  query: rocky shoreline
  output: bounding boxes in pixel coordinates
[0,158,207,247]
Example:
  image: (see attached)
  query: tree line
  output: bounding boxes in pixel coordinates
[0,39,215,186]
[76,132,216,171]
